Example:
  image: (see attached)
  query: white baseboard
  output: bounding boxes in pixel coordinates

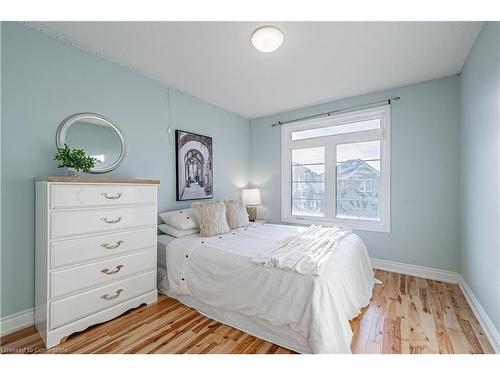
[458,275,500,354]
[371,258,460,284]
[0,308,34,337]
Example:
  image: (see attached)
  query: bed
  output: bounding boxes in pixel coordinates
[157,222,375,353]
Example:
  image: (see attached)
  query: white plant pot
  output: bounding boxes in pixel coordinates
[66,168,82,177]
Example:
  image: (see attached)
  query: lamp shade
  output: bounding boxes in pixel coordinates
[242,188,262,206]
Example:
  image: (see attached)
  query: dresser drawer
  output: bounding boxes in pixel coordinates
[49,270,156,329]
[50,249,156,299]
[50,228,156,268]
[50,184,156,209]
[51,206,156,239]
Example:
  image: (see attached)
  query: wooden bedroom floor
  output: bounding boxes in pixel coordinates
[0,270,494,354]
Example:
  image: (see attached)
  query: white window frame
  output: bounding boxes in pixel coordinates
[281,105,391,232]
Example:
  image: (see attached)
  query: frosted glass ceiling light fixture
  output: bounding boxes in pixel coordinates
[251,26,284,53]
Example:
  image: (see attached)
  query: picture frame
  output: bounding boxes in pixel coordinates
[175,129,213,201]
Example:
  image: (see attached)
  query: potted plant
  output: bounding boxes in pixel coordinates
[54,144,100,176]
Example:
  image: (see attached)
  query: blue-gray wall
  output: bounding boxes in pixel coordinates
[0,22,250,317]
[459,22,500,333]
[250,76,460,272]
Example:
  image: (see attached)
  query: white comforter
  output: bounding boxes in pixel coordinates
[164,223,375,353]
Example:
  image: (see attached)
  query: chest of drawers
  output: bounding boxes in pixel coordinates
[35,177,160,348]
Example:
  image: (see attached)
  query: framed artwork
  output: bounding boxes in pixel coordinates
[176,130,213,201]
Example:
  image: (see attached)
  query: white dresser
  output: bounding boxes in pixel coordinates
[35,177,160,348]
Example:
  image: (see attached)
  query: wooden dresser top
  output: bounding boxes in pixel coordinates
[36,176,160,184]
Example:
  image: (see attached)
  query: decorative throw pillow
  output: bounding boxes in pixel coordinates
[158,224,199,238]
[192,201,230,237]
[159,208,198,230]
[224,200,250,229]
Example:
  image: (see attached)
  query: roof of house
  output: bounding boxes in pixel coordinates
[292,159,379,180]
[337,159,380,178]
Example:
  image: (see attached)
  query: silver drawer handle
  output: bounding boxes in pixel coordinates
[101,192,122,200]
[100,288,123,300]
[101,216,122,224]
[101,264,124,275]
[101,240,124,250]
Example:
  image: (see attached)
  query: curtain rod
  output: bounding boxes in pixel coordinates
[270,96,400,127]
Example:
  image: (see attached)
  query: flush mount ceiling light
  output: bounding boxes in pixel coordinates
[251,26,284,53]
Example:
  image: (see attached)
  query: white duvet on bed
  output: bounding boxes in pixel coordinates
[163,223,375,353]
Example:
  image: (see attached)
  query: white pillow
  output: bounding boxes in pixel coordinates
[159,208,198,230]
[158,223,199,238]
[224,200,250,229]
[192,201,230,237]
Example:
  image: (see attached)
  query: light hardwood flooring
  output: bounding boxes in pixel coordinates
[0,270,494,354]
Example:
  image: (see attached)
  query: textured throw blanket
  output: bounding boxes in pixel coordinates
[252,225,352,276]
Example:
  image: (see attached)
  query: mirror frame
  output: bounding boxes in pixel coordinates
[56,113,127,174]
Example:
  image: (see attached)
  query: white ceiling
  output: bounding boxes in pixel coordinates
[31,22,483,119]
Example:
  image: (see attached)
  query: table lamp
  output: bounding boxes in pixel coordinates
[242,188,262,222]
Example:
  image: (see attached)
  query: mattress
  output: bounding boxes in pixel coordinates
[157,223,375,353]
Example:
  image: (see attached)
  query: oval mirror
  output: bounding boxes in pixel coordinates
[56,113,127,173]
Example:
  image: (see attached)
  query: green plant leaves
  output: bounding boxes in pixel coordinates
[53,144,101,172]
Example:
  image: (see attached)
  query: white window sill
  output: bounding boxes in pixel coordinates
[281,216,390,233]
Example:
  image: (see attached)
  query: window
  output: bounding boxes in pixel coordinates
[336,140,381,221]
[281,106,390,232]
[291,147,325,217]
[291,118,380,140]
